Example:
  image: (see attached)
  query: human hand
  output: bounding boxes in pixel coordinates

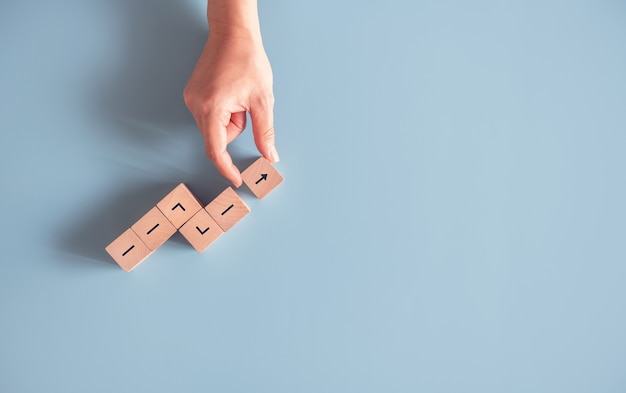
[184,32,277,187]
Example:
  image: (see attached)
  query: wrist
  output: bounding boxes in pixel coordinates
[208,24,263,46]
[207,0,262,43]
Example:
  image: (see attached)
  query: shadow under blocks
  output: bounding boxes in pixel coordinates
[105,157,283,271]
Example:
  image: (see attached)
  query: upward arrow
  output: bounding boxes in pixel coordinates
[255,173,268,184]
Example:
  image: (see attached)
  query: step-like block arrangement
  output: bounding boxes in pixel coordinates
[105,157,282,271]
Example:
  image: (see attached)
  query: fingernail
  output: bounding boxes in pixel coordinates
[269,146,280,163]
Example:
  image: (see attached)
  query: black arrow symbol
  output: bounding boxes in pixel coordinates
[196,226,209,235]
[172,203,185,211]
[255,173,268,184]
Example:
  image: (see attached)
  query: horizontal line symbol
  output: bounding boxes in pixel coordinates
[221,204,234,215]
[147,223,159,235]
[122,245,135,256]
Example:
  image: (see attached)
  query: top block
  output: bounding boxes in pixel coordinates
[156,183,203,229]
[241,157,283,199]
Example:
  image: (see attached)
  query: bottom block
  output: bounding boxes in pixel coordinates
[179,208,224,253]
[105,228,152,272]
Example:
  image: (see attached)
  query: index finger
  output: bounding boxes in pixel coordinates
[202,111,242,187]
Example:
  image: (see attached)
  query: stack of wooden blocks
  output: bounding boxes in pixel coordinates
[105,157,283,272]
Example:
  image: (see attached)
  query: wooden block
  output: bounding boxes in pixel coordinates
[179,208,225,253]
[241,157,283,199]
[156,183,202,229]
[105,228,152,272]
[205,187,250,231]
[131,206,177,251]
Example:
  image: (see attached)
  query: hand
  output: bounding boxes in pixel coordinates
[184,32,278,187]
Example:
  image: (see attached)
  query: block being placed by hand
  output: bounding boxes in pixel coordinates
[205,187,250,231]
[241,157,283,199]
[105,228,152,272]
[156,183,202,229]
[179,208,225,253]
[131,206,177,251]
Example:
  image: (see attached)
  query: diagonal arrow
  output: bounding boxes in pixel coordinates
[196,226,209,235]
[255,173,268,184]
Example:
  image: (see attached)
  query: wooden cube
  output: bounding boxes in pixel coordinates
[179,208,225,253]
[205,187,250,231]
[156,183,202,229]
[130,206,177,251]
[105,228,152,272]
[241,157,283,199]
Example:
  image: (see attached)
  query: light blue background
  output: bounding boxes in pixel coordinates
[1,1,625,392]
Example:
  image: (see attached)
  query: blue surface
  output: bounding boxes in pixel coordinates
[1,1,625,392]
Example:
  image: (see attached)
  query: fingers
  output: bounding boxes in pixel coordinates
[226,111,246,144]
[250,95,279,163]
[203,110,243,187]
[199,95,276,187]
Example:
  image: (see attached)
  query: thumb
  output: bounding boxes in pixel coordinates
[250,95,279,163]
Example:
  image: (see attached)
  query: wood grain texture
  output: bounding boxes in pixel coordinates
[241,157,283,199]
[179,208,224,253]
[105,228,152,272]
[205,187,250,231]
[156,183,202,229]
[131,206,177,251]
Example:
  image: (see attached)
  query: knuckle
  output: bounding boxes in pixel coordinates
[200,100,214,115]
[261,126,275,143]
[182,88,193,108]
[255,92,275,108]
[205,144,220,162]
[202,100,226,118]
[183,89,216,115]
